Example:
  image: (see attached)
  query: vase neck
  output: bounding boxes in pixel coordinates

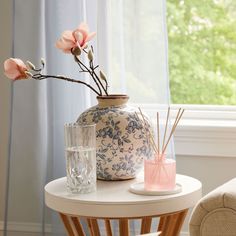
[97,95,129,107]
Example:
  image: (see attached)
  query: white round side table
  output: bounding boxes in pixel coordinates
[45,174,202,236]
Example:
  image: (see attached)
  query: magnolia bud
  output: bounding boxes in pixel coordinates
[88,50,93,61]
[56,74,66,78]
[41,58,45,66]
[99,70,106,81]
[25,71,33,77]
[72,46,81,56]
[26,61,36,70]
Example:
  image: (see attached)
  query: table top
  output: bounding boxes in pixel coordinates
[45,174,202,218]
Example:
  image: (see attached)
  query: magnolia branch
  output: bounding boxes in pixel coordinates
[89,60,108,96]
[73,55,103,95]
[25,45,109,96]
[32,74,100,95]
[4,23,110,97]
[73,54,108,96]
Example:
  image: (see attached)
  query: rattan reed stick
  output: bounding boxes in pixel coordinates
[161,107,170,153]
[171,108,182,131]
[161,109,183,156]
[157,112,160,157]
[161,109,185,156]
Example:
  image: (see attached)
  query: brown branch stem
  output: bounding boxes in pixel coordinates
[89,58,108,95]
[74,56,103,95]
[32,74,100,95]
[92,71,108,96]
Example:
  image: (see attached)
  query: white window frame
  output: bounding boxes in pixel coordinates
[174,105,236,158]
[132,103,236,158]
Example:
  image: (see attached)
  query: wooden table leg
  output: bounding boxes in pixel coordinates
[170,210,188,235]
[87,218,101,236]
[104,219,113,236]
[119,219,129,236]
[158,209,188,236]
[87,218,94,236]
[140,216,152,234]
[59,211,187,236]
[71,217,85,236]
[158,215,172,236]
[59,213,75,236]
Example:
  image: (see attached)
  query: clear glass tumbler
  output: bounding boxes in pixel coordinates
[64,123,96,193]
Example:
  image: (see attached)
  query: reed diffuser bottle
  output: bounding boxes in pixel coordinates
[138,107,184,191]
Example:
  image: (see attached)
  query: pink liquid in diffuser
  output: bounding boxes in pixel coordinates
[144,158,176,191]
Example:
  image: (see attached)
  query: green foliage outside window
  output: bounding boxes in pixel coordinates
[167,0,236,104]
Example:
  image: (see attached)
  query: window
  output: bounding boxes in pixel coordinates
[166,0,236,157]
[167,0,236,105]
[109,0,236,157]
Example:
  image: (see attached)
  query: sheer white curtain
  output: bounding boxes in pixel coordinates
[4,0,170,235]
[5,0,99,235]
[108,0,170,104]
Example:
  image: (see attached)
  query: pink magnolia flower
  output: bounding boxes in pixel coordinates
[55,30,76,53]
[56,22,96,53]
[4,58,29,80]
[72,22,96,49]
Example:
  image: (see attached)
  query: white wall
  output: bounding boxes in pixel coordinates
[0,0,13,222]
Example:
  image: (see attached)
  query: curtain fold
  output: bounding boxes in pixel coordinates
[4,0,171,235]
[4,0,97,235]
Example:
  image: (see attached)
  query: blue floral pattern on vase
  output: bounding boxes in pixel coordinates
[77,100,153,180]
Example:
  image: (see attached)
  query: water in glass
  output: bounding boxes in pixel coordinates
[66,146,96,193]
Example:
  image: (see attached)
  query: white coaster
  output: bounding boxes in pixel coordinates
[129,182,182,196]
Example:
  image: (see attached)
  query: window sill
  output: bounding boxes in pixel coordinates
[175,118,236,157]
[135,104,236,158]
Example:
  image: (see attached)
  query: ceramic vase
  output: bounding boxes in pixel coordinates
[77,94,153,180]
